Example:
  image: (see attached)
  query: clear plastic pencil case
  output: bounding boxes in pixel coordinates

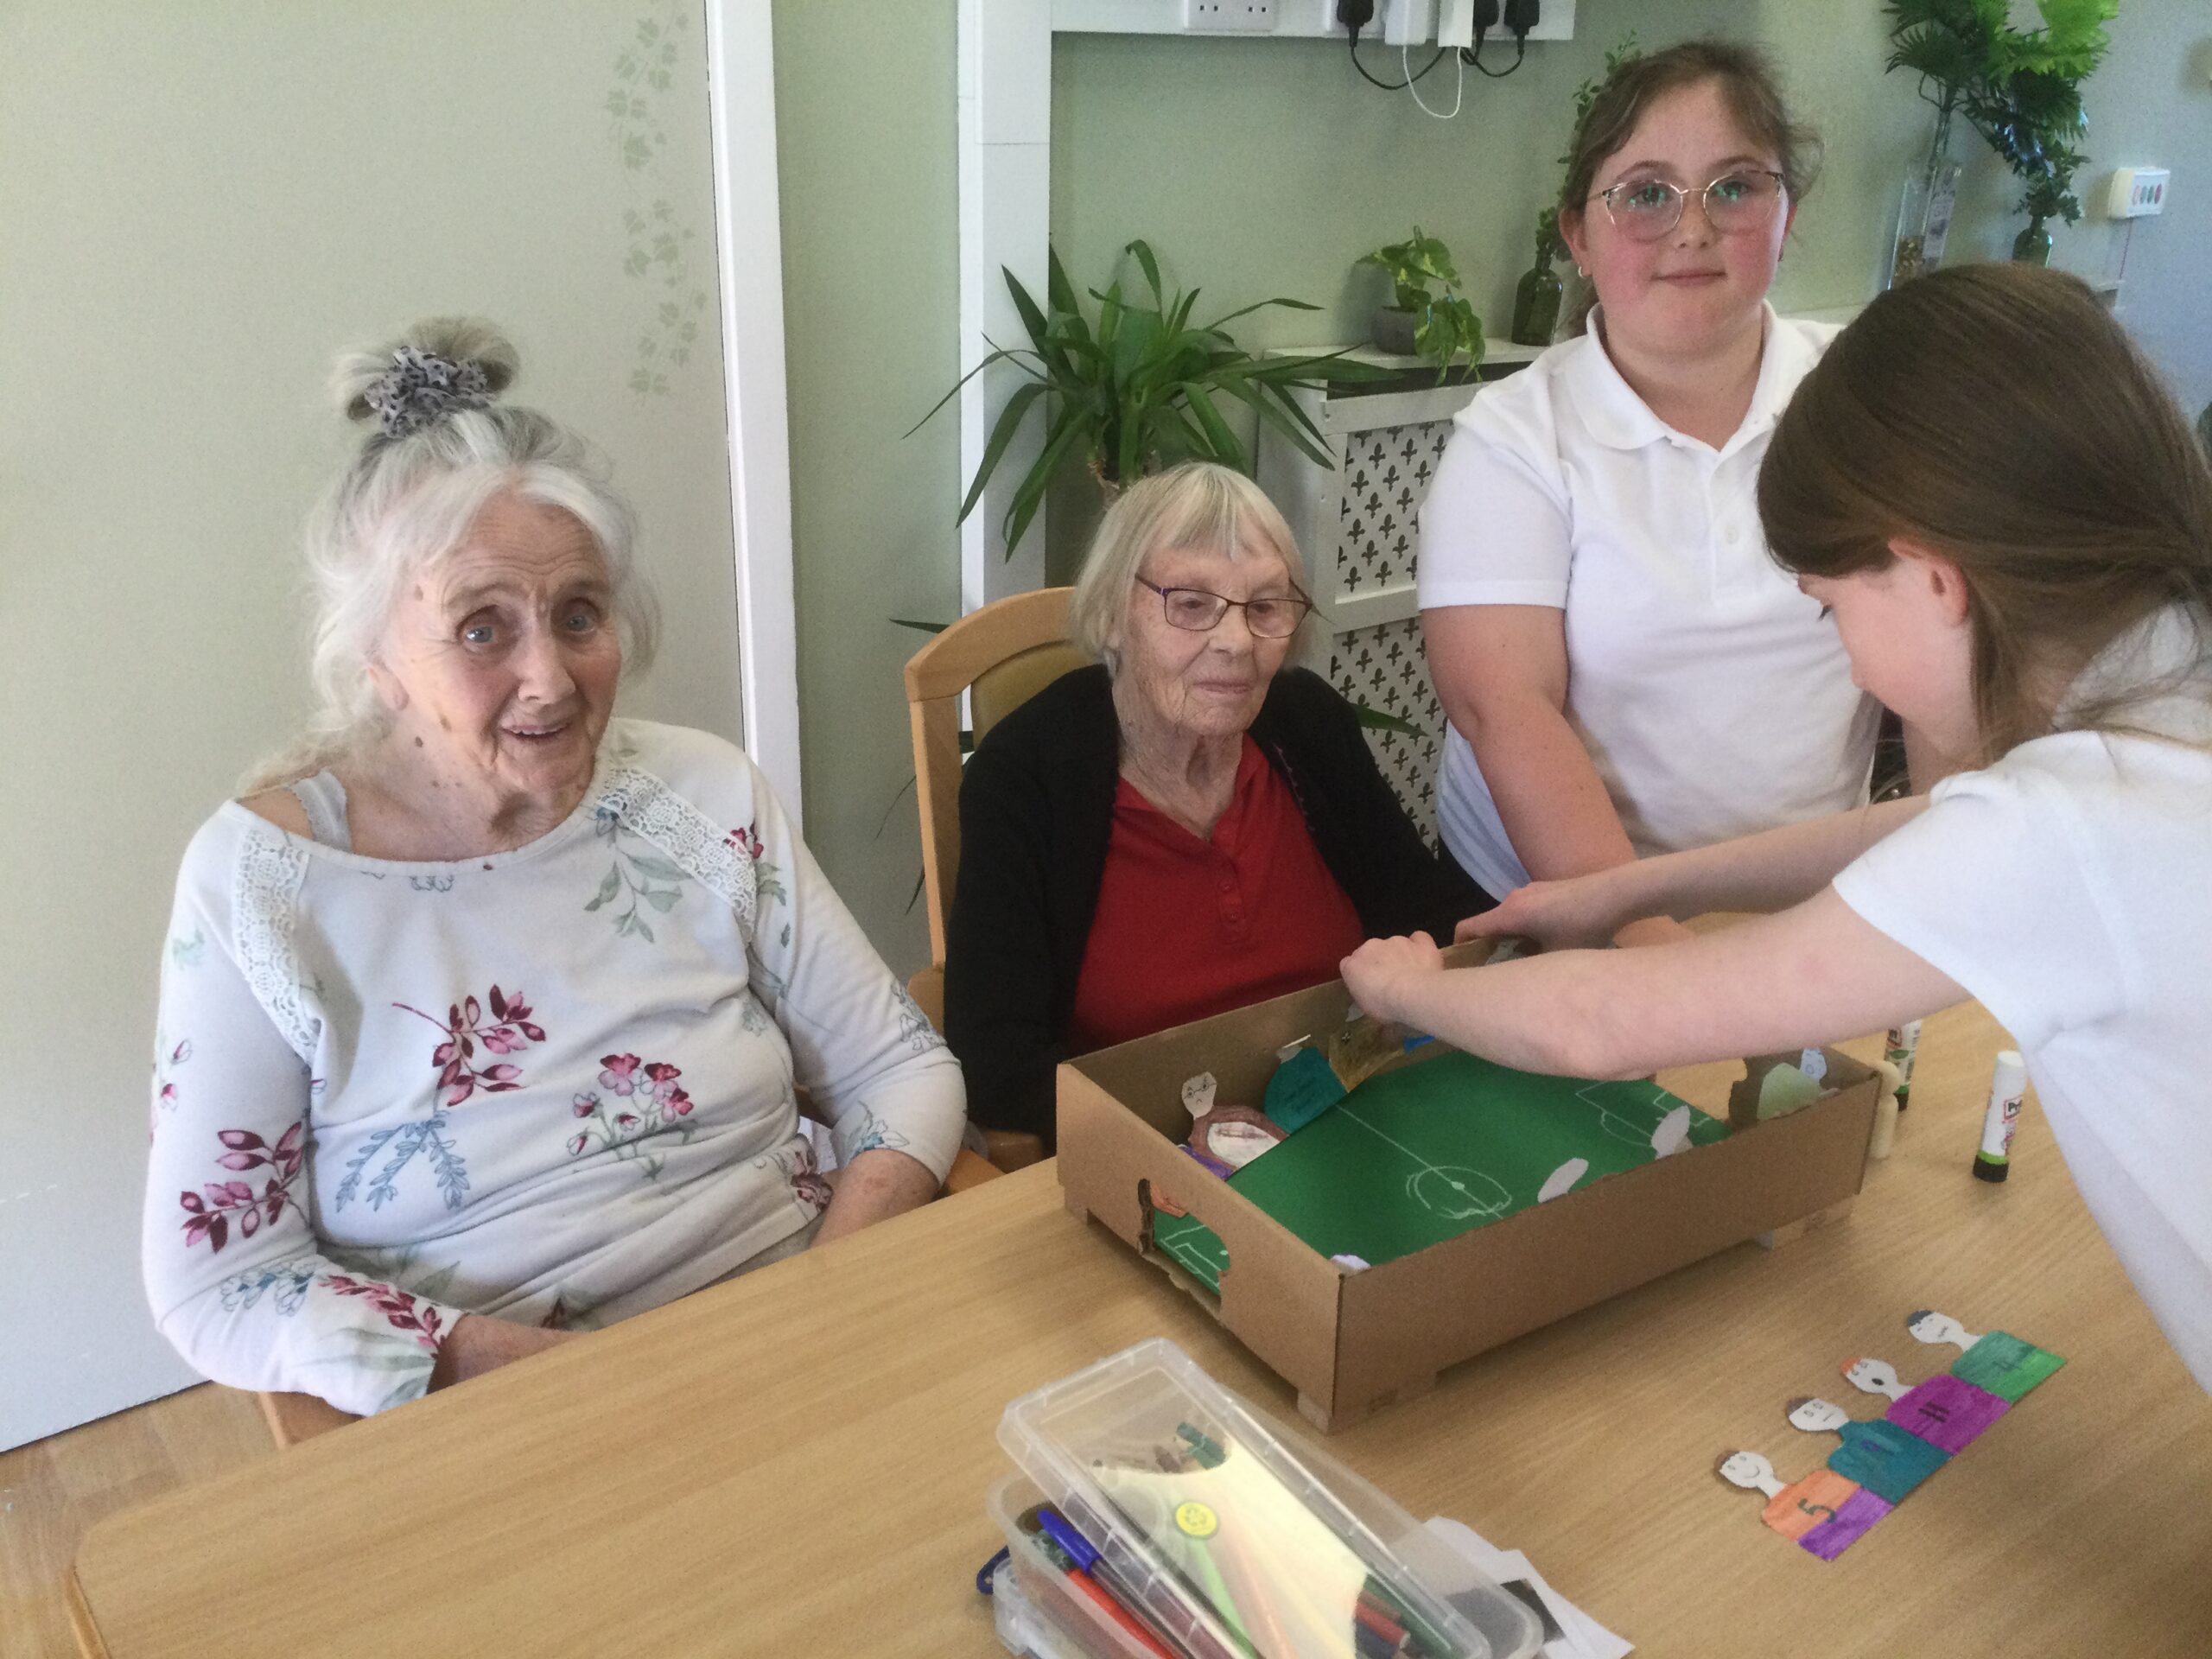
[994,1338,1541,1659]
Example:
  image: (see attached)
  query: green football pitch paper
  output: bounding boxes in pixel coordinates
[1151,1051,1730,1294]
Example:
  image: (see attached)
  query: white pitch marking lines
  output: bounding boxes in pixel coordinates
[1339,1108,1512,1222]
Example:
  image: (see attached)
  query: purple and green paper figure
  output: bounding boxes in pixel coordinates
[1842,1356,2008,1455]
[1715,1450,1891,1561]
[1907,1309,2066,1403]
[1786,1396,1950,1504]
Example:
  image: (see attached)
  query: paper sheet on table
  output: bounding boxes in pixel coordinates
[1421,1516,1631,1659]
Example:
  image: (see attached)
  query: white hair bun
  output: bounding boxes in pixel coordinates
[332,317,520,424]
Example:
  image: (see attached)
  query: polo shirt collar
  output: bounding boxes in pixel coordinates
[1567,302,1802,457]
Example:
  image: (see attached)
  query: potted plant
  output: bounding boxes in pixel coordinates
[911,239,1386,557]
[1357,228,1484,380]
[1884,0,2115,270]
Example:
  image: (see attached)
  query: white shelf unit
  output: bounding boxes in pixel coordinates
[1256,343,1541,836]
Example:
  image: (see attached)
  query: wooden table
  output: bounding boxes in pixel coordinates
[73,1001,2212,1657]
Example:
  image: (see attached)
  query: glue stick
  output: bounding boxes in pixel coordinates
[1972,1051,2027,1183]
[1885,1020,1924,1109]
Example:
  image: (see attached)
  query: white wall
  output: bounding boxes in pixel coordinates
[0,2,741,1448]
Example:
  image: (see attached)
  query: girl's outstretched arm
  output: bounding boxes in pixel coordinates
[1344,887,1968,1081]
[1456,796,1929,955]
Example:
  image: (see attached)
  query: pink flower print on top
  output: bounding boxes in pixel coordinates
[320,1274,448,1353]
[569,1055,698,1181]
[789,1141,833,1211]
[392,985,544,1108]
[179,1122,306,1253]
[727,821,789,906]
[643,1061,693,1121]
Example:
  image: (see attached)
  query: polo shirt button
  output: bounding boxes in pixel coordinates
[1724,525,1741,544]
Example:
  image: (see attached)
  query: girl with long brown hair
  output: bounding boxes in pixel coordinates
[1352,264,2212,1391]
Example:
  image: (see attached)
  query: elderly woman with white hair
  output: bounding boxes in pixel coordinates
[145,320,963,1416]
[944,461,1485,1146]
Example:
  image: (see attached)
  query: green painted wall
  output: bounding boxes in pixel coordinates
[774,0,2211,970]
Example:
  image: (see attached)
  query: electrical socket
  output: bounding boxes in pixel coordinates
[1185,0,1278,30]
[2104,166,2170,219]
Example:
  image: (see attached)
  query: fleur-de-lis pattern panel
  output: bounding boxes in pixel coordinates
[1319,416,1459,837]
[1331,421,1454,601]
[1325,618,1443,839]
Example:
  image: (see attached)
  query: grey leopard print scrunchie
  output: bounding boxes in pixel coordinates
[363,346,493,439]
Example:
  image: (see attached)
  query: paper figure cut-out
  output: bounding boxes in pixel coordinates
[1263,1046,1347,1133]
[1842,1357,2008,1455]
[1786,1396,1950,1504]
[1191,1104,1286,1172]
[1537,1158,1589,1202]
[1182,1071,1219,1118]
[1650,1103,1693,1158]
[1907,1309,2067,1403]
[1715,1451,1891,1560]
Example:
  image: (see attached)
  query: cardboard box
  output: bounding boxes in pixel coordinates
[1056,945,1881,1433]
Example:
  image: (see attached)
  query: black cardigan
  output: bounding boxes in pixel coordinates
[944,664,1488,1145]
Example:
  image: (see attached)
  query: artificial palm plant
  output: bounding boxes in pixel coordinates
[912,239,1385,557]
[1885,0,2117,263]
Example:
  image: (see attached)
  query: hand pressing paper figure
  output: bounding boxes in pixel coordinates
[1907,1308,2066,1403]
[1715,1449,1890,1561]
[1786,1395,1949,1504]
[1841,1356,2008,1455]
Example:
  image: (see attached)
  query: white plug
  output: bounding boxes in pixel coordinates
[1438,0,1477,48]
[1382,0,1437,46]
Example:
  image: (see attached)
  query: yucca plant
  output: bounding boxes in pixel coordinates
[911,239,1388,557]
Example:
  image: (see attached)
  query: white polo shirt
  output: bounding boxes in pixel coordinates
[1833,606,2212,1392]
[1417,305,1878,899]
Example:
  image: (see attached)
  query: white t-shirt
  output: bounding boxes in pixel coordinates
[144,719,965,1415]
[1834,607,2212,1393]
[1418,304,1878,898]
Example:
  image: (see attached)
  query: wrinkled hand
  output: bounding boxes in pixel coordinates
[1340,931,1445,1025]
[1455,869,1638,955]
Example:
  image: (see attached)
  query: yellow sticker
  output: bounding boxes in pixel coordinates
[1174,1501,1219,1540]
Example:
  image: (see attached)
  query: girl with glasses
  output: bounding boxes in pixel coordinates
[1417,41,1900,944]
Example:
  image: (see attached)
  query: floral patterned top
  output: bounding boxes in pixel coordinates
[143,720,963,1416]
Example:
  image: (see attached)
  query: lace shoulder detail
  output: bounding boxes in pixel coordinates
[232,823,321,1061]
[594,762,759,941]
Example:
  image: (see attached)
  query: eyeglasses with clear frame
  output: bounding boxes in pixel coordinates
[1591,168,1786,242]
[1134,575,1313,639]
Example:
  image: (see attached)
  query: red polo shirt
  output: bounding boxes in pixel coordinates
[1069,737,1366,1052]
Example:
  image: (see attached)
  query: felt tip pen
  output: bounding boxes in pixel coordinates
[1033,1517,1177,1658]
[1035,1509,1185,1659]
[1973,1050,2027,1183]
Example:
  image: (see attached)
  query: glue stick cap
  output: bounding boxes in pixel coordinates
[1972,1051,2027,1183]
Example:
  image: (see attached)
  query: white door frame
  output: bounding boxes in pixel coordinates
[704,1,805,826]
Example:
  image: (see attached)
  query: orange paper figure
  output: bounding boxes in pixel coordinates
[1715,1450,1891,1560]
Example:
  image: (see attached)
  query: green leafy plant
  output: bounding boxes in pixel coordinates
[1357,228,1484,381]
[1885,0,2116,228]
[910,239,1385,557]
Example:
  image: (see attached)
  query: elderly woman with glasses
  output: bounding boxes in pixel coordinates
[944,461,1484,1145]
[143,320,963,1416]
[1418,41,1891,950]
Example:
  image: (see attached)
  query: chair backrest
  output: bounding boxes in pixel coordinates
[902,587,1084,963]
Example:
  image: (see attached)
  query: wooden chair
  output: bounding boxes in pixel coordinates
[904,588,1084,1178]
